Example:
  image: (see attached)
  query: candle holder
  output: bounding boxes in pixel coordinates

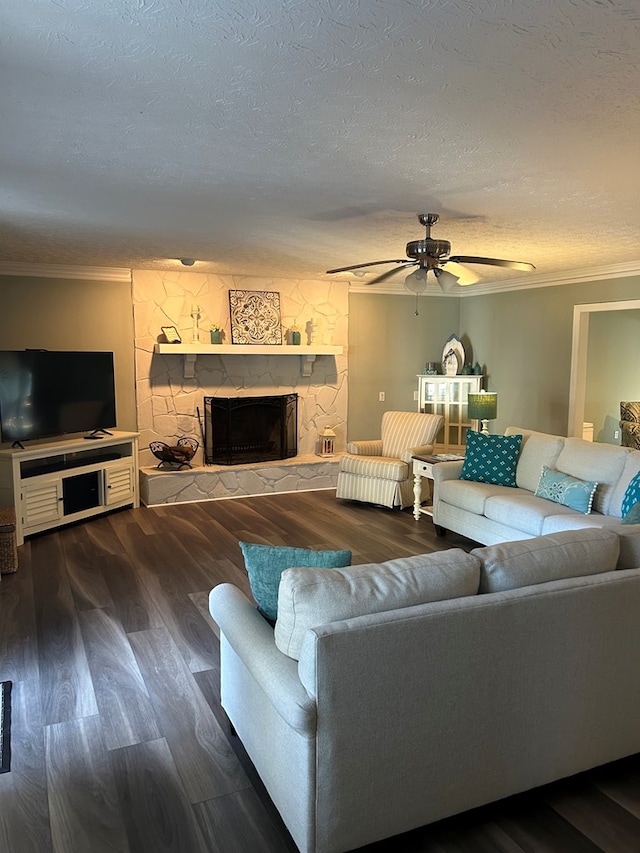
[318,426,336,457]
[190,304,200,343]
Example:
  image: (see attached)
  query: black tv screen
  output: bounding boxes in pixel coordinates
[0,350,117,443]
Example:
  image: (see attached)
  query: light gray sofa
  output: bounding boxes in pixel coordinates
[432,425,640,545]
[209,527,640,853]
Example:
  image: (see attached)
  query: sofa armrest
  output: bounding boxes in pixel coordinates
[431,460,465,522]
[432,459,465,483]
[346,439,383,456]
[209,583,316,734]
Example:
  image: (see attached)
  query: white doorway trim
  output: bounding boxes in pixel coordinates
[568,299,640,437]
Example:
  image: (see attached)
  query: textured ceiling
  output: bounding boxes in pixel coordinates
[3,0,640,288]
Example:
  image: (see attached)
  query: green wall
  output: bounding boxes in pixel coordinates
[0,275,137,434]
[347,292,460,440]
[459,275,640,437]
[349,274,640,443]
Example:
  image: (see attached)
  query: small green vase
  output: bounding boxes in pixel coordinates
[210,330,223,344]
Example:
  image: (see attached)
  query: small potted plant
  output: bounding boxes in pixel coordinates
[210,324,224,344]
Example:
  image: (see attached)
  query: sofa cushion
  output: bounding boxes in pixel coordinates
[339,453,408,482]
[615,525,640,568]
[460,432,522,487]
[484,491,578,537]
[621,471,640,518]
[505,427,565,492]
[438,479,514,515]
[238,541,352,622]
[472,528,620,593]
[541,513,623,535]
[274,550,481,660]
[622,502,640,524]
[534,466,598,514]
[554,437,628,515]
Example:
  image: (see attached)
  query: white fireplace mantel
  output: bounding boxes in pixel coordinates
[154,343,344,378]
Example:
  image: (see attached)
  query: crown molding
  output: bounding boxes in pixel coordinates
[0,262,131,282]
[348,260,640,297]
[0,258,638,291]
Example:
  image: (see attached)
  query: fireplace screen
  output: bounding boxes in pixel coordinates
[204,394,298,465]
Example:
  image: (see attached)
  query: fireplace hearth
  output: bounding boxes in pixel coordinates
[204,394,298,465]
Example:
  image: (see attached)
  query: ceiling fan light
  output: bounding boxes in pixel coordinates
[433,267,460,292]
[404,267,428,293]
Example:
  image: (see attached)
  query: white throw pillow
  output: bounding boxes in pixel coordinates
[274,550,480,660]
[472,528,620,593]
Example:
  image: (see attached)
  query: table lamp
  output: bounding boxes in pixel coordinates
[467,391,498,435]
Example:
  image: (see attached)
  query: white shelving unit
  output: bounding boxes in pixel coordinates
[154,343,344,377]
[417,374,483,452]
[0,430,139,545]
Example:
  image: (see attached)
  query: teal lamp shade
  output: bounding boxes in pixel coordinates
[468,392,498,434]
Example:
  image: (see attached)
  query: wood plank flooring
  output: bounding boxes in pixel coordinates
[1,489,640,852]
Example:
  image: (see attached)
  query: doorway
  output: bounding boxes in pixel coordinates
[568,299,640,439]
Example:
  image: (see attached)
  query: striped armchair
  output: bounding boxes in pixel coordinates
[336,411,444,509]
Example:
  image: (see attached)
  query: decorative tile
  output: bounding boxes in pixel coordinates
[229,289,282,345]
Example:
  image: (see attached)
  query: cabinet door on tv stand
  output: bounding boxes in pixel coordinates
[21,479,64,530]
[104,463,135,506]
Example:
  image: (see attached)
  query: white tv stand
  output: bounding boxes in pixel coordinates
[0,430,139,545]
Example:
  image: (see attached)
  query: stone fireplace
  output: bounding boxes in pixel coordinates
[204,393,298,465]
[133,269,348,504]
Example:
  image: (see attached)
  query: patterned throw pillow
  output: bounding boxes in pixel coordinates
[238,541,352,622]
[621,471,640,517]
[460,431,522,487]
[534,466,597,514]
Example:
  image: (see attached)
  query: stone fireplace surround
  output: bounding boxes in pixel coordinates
[133,270,348,505]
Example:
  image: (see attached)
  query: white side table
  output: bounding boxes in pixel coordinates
[412,454,464,521]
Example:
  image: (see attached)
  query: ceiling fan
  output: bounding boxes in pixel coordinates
[326,213,536,291]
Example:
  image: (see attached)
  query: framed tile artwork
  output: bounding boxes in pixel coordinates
[229,289,283,345]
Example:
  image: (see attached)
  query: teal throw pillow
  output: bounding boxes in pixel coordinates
[622,501,640,524]
[460,431,522,487]
[238,541,352,622]
[534,466,597,514]
[621,471,640,517]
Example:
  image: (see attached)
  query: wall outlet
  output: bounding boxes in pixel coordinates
[413,390,419,401]
[378,391,385,402]
[614,429,620,439]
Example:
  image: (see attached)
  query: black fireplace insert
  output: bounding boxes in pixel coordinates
[204,394,298,465]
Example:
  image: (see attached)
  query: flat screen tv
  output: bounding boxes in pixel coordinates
[0,350,117,444]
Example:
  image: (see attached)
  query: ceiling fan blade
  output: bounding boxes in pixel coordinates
[326,259,408,274]
[366,262,415,285]
[447,255,536,271]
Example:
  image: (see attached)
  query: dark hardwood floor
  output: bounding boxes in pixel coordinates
[1,489,640,852]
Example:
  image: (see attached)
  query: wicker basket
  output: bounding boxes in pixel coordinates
[0,507,18,575]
